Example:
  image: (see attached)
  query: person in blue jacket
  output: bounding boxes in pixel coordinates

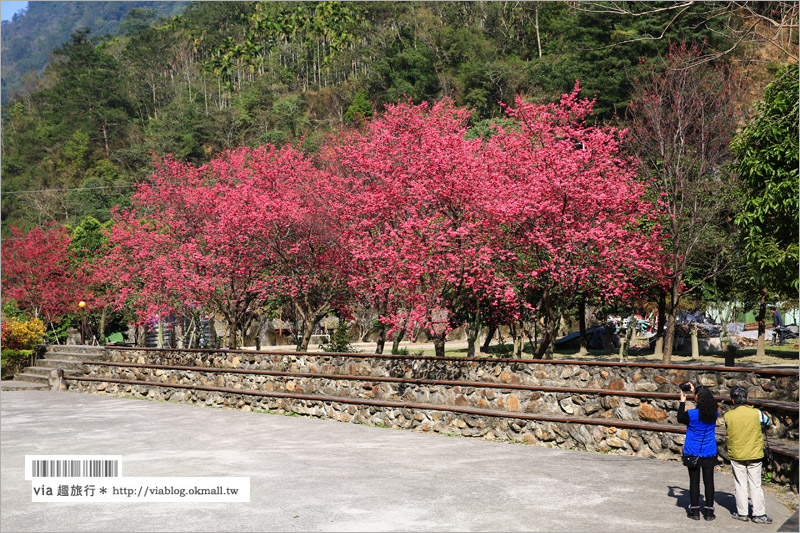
[678,383,719,521]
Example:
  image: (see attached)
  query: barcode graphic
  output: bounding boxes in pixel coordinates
[30,459,120,478]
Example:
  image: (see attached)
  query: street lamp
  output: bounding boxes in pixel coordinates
[78,301,86,345]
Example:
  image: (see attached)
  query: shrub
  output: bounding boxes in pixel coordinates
[1,316,46,350]
[392,348,424,357]
[321,318,357,353]
[1,349,33,379]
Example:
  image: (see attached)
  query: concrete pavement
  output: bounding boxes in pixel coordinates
[1,391,795,532]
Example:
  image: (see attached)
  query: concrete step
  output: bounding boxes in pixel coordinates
[0,380,49,391]
[13,373,50,384]
[36,358,88,371]
[45,345,106,357]
[21,366,84,378]
[42,352,107,362]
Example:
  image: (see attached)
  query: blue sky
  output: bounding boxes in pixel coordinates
[1,1,28,22]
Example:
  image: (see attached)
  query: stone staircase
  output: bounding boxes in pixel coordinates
[1,345,104,391]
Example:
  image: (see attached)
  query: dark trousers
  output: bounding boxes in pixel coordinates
[687,456,716,508]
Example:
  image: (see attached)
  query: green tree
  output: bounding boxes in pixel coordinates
[343,89,373,124]
[732,63,799,355]
[44,29,133,159]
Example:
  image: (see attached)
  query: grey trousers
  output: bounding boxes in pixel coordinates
[731,459,765,517]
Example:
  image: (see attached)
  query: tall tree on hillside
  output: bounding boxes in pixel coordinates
[576,2,799,64]
[44,28,132,159]
[732,63,799,355]
[627,44,744,363]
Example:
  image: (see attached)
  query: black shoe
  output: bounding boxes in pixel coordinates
[704,507,716,521]
[688,507,701,520]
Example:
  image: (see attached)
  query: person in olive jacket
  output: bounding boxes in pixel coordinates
[724,386,772,524]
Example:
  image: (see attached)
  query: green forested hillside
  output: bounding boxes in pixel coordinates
[0,1,783,236]
[1,1,189,103]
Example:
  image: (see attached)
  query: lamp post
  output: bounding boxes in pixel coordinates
[78,301,86,345]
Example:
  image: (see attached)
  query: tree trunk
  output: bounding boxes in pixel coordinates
[99,305,108,344]
[534,324,555,359]
[653,290,666,357]
[691,325,699,359]
[152,83,158,120]
[534,3,542,58]
[578,298,588,356]
[619,314,635,362]
[187,314,197,349]
[297,318,316,352]
[375,291,389,354]
[756,289,768,357]
[662,282,681,363]
[533,290,555,359]
[662,313,676,364]
[101,122,110,158]
[391,328,406,354]
[465,312,482,357]
[375,323,386,354]
[227,318,238,349]
[432,331,446,358]
[482,324,497,352]
[533,316,555,359]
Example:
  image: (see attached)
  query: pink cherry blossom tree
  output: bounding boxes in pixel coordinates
[101,145,355,351]
[101,151,274,348]
[484,85,668,358]
[323,99,519,357]
[2,223,97,334]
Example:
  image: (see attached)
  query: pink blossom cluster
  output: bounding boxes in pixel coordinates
[4,86,670,351]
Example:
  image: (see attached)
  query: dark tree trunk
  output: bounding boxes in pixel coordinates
[375,291,389,354]
[391,328,406,354]
[432,331,446,358]
[578,298,588,355]
[375,325,386,354]
[662,281,681,363]
[227,319,238,349]
[654,290,666,357]
[465,312,482,357]
[756,288,768,357]
[482,325,497,352]
[297,318,315,352]
[533,290,555,359]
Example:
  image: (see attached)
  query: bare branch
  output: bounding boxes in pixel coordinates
[573,1,798,62]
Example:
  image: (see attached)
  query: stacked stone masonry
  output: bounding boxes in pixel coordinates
[80,363,798,440]
[66,348,798,487]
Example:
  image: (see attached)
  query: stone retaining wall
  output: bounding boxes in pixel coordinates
[106,348,799,402]
[67,377,797,486]
[85,362,797,439]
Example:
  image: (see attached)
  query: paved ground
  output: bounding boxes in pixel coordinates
[1,391,795,532]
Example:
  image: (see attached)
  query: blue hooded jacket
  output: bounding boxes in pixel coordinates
[681,406,718,457]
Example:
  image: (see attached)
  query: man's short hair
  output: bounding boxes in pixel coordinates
[730,386,748,405]
[768,305,777,310]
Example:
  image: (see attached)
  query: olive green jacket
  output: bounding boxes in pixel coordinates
[723,405,764,461]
